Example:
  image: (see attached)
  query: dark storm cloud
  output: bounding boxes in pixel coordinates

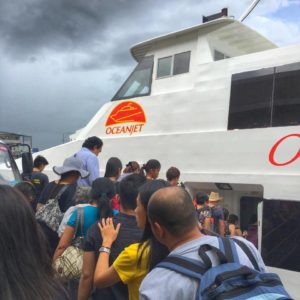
[0,0,174,68]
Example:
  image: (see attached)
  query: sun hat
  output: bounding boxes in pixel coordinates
[53,157,89,178]
[208,192,223,202]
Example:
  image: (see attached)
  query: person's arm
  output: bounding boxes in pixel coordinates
[203,217,211,230]
[78,251,96,300]
[219,219,225,236]
[94,218,121,288]
[229,224,236,236]
[87,156,99,186]
[53,225,75,262]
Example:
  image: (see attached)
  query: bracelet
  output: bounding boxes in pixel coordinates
[99,246,111,254]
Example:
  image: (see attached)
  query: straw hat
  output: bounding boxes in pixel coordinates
[208,192,223,202]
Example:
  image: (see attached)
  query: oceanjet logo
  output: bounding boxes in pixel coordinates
[105,101,146,135]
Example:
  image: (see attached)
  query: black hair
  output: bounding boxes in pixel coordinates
[223,208,229,221]
[141,159,161,176]
[148,187,198,237]
[91,177,115,219]
[119,174,146,210]
[166,167,180,181]
[123,161,140,174]
[249,214,257,225]
[82,136,103,150]
[195,191,209,205]
[15,181,37,204]
[104,157,122,178]
[33,155,49,168]
[60,170,80,180]
[0,185,67,300]
[228,214,239,225]
[137,179,170,270]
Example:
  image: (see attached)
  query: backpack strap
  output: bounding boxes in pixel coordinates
[219,237,240,264]
[156,255,206,280]
[54,185,68,202]
[197,243,228,268]
[232,238,260,271]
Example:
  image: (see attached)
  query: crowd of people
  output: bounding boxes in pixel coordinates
[0,136,276,300]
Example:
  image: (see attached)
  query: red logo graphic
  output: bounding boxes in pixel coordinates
[269,133,300,166]
[105,101,146,135]
[106,101,146,126]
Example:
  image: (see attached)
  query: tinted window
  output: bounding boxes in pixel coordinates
[157,56,172,78]
[173,51,190,75]
[228,68,273,130]
[262,200,300,272]
[272,63,300,127]
[112,56,154,101]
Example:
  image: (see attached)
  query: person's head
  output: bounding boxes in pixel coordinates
[136,179,170,269]
[249,214,257,225]
[223,208,229,221]
[123,161,140,174]
[53,157,89,184]
[0,185,66,300]
[82,136,103,156]
[14,181,36,205]
[33,155,49,171]
[148,187,198,249]
[208,191,223,206]
[166,167,180,186]
[104,157,122,180]
[141,159,161,179]
[90,177,115,219]
[119,174,146,211]
[195,191,209,206]
[228,214,239,225]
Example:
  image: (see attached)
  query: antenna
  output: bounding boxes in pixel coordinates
[239,0,262,22]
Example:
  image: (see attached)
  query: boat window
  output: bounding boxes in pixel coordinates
[228,62,300,130]
[173,51,191,75]
[112,56,154,101]
[157,51,191,79]
[272,62,300,127]
[261,199,300,272]
[214,50,230,61]
[157,56,172,78]
[228,68,273,130]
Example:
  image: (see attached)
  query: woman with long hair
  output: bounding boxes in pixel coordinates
[140,159,161,180]
[0,185,68,300]
[93,179,170,300]
[53,177,115,261]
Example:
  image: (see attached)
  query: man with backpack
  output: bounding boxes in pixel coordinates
[140,187,291,300]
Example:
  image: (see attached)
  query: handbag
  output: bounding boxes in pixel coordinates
[54,207,85,279]
[36,185,68,232]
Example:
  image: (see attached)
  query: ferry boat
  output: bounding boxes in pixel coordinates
[37,16,300,297]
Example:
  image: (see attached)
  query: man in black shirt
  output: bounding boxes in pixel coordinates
[78,174,146,300]
[31,155,49,209]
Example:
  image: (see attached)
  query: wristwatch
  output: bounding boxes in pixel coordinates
[99,246,111,254]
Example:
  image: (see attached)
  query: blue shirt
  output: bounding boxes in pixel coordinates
[75,147,100,186]
[67,205,99,238]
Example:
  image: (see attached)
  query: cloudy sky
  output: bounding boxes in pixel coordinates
[0,0,299,150]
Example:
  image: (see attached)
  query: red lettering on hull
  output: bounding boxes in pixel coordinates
[269,134,300,166]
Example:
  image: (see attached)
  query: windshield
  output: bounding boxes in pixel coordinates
[0,143,21,186]
[112,56,154,101]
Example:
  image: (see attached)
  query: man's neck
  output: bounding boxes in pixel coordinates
[168,227,203,251]
[32,167,41,172]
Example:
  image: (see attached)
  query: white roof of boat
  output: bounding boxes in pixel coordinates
[131,17,277,62]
